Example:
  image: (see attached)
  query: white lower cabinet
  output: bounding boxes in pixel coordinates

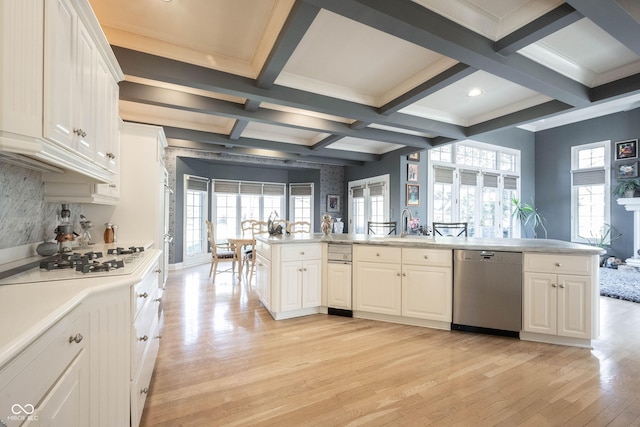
[522,254,595,343]
[255,253,271,310]
[327,262,352,310]
[266,243,322,319]
[354,261,402,315]
[353,245,452,328]
[0,306,88,427]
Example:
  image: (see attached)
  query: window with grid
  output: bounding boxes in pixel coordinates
[184,175,209,258]
[289,183,313,230]
[571,141,610,243]
[212,180,285,240]
[348,175,390,234]
[429,141,520,237]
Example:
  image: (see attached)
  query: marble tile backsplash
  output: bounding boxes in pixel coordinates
[0,162,80,250]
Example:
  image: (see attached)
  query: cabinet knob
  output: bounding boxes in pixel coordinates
[106,152,115,159]
[138,292,148,299]
[138,335,149,342]
[300,252,305,255]
[155,269,162,274]
[154,297,162,303]
[376,253,380,257]
[424,255,429,259]
[155,335,163,340]
[551,283,557,288]
[73,128,87,137]
[396,272,401,277]
[68,333,83,344]
[303,268,307,271]
[141,387,149,394]
[108,184,117,188]
[555,262,561,267]
[402,272,407,277]
[559,284,565,289]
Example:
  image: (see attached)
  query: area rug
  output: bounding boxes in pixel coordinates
[599,267,640,303]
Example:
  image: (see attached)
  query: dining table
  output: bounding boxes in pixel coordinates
[226,236,255,279]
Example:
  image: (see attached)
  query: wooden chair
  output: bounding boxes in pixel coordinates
[246,221,269,283]
[287,221,311,234]
[240,219,258,266]
[367,221,397,235]
[432,222,468,237]
[205,220,238,281]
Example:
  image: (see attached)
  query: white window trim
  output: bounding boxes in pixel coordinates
[183,174,210,267]
[570,140,611,244]
[289,182,314,228]
[347,174,390,234]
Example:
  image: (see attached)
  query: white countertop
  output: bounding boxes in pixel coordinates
[257,233,605,255]
[0,247,161,366]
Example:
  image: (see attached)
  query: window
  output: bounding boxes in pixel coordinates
[212,180,285,241]
[428,141,520,238]
[571,141,610,243]
[184,175,209,265]
[348,174,390,234]
[289,183,314,230]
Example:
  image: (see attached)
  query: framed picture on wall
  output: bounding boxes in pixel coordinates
[406,184,420,206]
[327,194,340,213]
[615,161,638,178]
[407,152,420,161]
[407,163,418,182]
[615,139,638,160]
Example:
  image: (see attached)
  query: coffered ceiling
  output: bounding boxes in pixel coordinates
[88,0,640,166]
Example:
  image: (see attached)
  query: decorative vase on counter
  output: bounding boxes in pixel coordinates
[36,240,58,257]
[321,214,333,235]
[333,218,344,234]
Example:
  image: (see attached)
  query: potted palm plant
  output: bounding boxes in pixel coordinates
[511,197,547,238]
[584,223,621,266]
[612,178,640,198]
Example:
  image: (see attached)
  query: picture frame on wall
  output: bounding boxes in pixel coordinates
[615,161,638,179]
[407,163,418,182]
[615,139,638,160]
[327,194,340,213]
[407,152,420,161]
[406,184,420,206]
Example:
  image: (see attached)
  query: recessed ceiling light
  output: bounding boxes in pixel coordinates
[467,88,483,97]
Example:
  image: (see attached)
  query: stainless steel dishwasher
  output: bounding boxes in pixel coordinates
[452,250,522,337]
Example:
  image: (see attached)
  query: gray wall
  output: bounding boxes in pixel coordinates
[535,108,640,259]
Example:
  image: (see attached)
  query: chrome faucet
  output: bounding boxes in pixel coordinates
[400,208,413,237]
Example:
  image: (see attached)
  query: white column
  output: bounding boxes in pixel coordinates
[616,198,640,267]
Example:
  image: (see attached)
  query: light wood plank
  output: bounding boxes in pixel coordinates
[140,263,640,426]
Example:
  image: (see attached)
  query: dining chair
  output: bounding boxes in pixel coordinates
[287,221,311,234]
[432,222,468,237]
[205,220,238,281]
[240,219,258,266]
[367,221,397,235]
[246,221,268,283]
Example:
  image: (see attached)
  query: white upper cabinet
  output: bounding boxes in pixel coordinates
[0,0,123,182]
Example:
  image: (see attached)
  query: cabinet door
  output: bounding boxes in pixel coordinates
[523,272,556,335]
[354,262,401,315]
[44,0,76,149]
[281,261,302,311]
[327,263,352,309]
[557,274,591,339]
[74,18,96,161]
[402,265,452,321]
[255,254,271,310]
[27,350,89,427]
[302,259,321,309]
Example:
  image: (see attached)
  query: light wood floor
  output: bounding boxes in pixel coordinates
[140,263,640,427]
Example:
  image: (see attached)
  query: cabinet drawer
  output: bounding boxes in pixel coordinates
[131,291,160,376]
[131,263,159,318]
[256,241,271,260]
[0,306,85,423]
[524,254,592,276]
[355,245,401,264]
[402,248,452,266]
[131,326,161,427]
[280,244,321,260]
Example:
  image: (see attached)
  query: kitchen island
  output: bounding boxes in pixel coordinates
[255,233,603,348]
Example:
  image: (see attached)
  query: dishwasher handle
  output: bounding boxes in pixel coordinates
[480,251,494,258]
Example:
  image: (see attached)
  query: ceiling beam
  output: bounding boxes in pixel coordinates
[304,0,591,107]
[166,138,364,166]
[377,63,476,115]
[311,134,344,150]
[113,46,467,139]
[119,81,433,148]
[256,1,321,88]
[590,72,640,103]
[566,0,640,57]
[161,126,380,163]
[493,4,583,56]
